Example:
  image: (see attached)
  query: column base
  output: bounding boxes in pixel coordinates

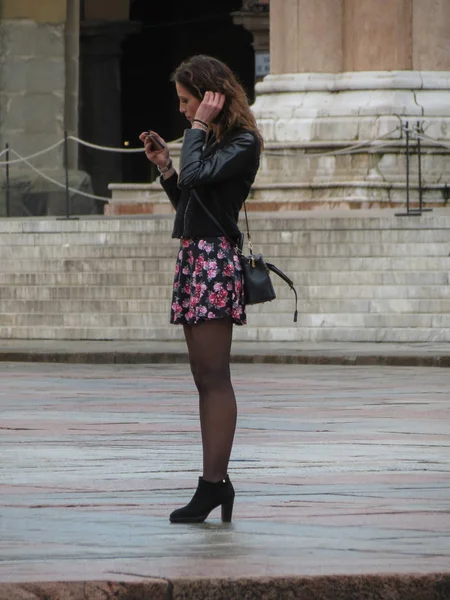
[251,71,450,209]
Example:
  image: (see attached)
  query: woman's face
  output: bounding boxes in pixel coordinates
[176,82,201,124]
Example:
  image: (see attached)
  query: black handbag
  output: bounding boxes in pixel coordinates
[192,190,298,322]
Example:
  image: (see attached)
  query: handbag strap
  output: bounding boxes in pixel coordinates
[191,189,243,252]
[192,189,298,323]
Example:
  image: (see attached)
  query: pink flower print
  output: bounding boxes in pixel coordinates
[182,239,190,248]
[198,240,207,250]
[190,295,199,306]
[213,282,224,292]
[223,263,233,277]
[182,266,190,276]
[182,299,190,309]
[209,288,228,309]
[207,311,216,319]
[185,309,195,321]
[220,239,231,251]
[206,260,218,279]
[207,266,218,280]
[172,302,182,315]
[217,250,225,259]
[183,282,191,294]
[194,256,206,274]
[175,263,180,274]
[226,282,233,291]
[204,243,213,254]
[178,250,183,260]
[235,280,242,293]
[232,306,243,320]
[199,306,207,316]
[195,283,207,297]
[188,255,194,265]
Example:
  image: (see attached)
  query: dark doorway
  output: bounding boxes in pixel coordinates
[121,0,255,184]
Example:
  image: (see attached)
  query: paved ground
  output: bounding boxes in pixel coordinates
[0,339,449,367]
[1,361,449,592]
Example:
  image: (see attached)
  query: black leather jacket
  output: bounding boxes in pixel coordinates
[160,127,260,239]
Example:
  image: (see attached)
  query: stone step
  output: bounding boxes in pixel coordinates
[0,213,448,232]
[0,256,448,272]
[0,311,448,329]
[1,228,450,246]
[0,270,447,287]
[0,242,448,259]
[0,325,448,343]
[0,298,449,314]
[1,284,449,301]
[0,213,448,343]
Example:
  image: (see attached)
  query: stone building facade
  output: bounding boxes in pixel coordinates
[2,0,450,215]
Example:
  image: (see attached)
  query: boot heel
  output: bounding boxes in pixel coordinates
[221,498,234,522]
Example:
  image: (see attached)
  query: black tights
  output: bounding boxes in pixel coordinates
[183,317,236,483]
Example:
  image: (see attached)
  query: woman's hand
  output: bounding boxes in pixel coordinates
[193,91,226,126]
[138,131,170,168]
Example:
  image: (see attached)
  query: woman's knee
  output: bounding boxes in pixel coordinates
[192,363,231,394]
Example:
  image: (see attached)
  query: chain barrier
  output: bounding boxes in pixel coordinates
[1,128,405,169]
[67,135,146,154]
[0,139,66,167]
[263,127,402,157]
[1,123,449,217]
[9,149,112,203]
[416,132,450,151]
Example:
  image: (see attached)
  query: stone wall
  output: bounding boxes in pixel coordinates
[0,1,97,216]
[0,19,66,169]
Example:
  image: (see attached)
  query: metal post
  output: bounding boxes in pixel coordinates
[64,130,70,218]
[406,123,411,211]
[416,122,423,215]
[416,121,432,213]
[396,121,420,217]
[5,143,10,217]
[57,130,79,220]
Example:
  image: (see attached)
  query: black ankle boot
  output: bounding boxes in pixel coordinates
[169,475,235,523]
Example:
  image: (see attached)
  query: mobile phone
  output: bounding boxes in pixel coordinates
[146,132,165,151]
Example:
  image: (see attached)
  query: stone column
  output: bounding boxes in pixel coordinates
[79,19,139,198]
[251,0,450,210]
[0,0,94,215]
[0,0,69,168]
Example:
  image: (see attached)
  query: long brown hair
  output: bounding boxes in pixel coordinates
[171,55,264,149]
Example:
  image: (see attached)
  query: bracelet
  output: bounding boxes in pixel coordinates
[192,123,208,133]
[193,119,209,129]
[157,157,173,174]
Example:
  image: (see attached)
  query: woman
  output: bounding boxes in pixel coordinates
[139,55,262,523]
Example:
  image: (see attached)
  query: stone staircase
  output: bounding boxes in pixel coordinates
[0,210,449,342]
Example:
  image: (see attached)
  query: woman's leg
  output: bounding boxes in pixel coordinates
[183,317,236,482]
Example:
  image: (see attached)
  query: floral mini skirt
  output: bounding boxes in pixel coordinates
[170,236,246,326]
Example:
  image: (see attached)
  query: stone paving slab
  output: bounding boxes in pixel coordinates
[0,340,449,367]
[0,362,449,598]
